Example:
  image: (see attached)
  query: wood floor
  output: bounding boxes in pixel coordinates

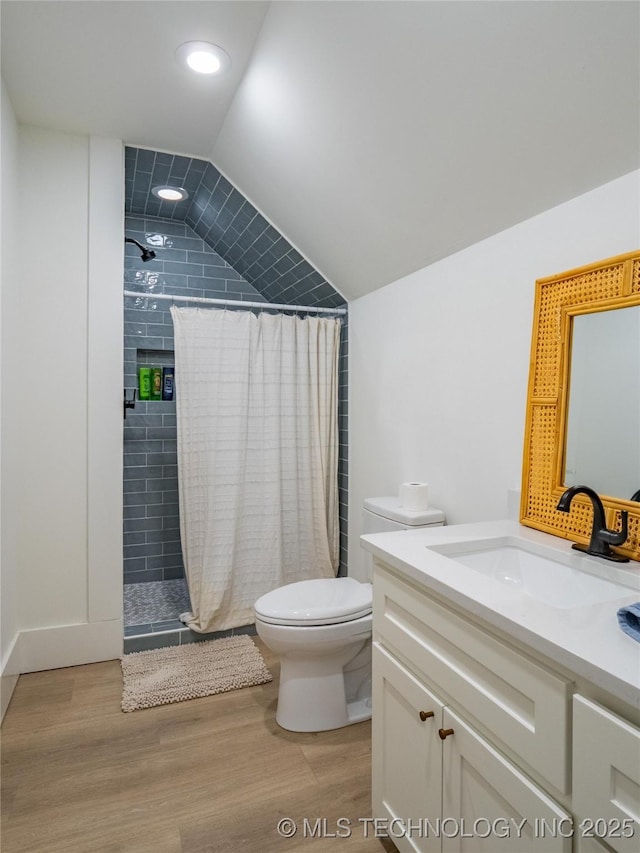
[1,639,396,853]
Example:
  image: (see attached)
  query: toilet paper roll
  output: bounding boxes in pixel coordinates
[399,482,430,511]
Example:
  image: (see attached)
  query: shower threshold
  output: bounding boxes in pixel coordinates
[123,578,255,653]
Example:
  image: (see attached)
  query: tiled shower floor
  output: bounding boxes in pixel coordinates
[124,579,191,635]
[123,578,256,653]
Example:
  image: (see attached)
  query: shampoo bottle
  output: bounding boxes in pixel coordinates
[138,367,151,400]
[162,367,174,401]
[150,367,163,401]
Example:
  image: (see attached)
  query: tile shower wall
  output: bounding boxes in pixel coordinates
[125,147,346,309]
[124,146,349,584]
[123,215,269,584]
[124,217,349,581]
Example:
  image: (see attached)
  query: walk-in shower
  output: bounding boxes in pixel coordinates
[122,146,349,653]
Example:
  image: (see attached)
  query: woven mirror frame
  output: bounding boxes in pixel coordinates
[520,250,640,562]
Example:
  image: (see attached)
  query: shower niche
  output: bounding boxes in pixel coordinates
[136,349,175,403]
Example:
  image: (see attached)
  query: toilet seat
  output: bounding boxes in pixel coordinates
[255,577,372,626]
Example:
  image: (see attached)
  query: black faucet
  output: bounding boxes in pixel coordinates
[556,485,629,563]
[630,489,640,502]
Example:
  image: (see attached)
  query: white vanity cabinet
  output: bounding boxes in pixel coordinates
[373,643,572,853]
[372,561,575,852]
[572,695,640,853]
[364,519,640,853]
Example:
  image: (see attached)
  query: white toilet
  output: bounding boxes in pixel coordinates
[362,495,445,535]
[254,497,445,732]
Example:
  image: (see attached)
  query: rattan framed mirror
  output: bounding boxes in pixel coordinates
[520,249,640,562]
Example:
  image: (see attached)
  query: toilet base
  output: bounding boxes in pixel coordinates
[345,696,372,726]
[274,641,372,732]
[255,615,372,733]
[275,690,372,733]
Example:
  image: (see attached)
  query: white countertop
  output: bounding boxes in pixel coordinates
[361,520,640,710]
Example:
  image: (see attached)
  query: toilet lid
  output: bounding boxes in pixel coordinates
[254,577,373,626]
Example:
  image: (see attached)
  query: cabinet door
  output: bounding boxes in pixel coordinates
[573,695,640,853]
[372,642,444,853]
[441,707,572,852]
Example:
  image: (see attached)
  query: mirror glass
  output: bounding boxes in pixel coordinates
[564,306,640,501]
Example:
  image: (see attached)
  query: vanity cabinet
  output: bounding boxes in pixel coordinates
[373,643,572,852]
[572,695,640,853]
[373,561,572,792]
[372,561,577,852]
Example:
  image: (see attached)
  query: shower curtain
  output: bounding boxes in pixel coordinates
[170,306,341,633]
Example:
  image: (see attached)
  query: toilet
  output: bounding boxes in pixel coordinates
[361,496,445,580]
[254,497,445,732]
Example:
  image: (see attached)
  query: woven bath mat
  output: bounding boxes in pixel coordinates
[120,634,272,712]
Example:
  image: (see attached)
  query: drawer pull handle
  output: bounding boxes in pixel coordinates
[439,727,454,740]
[419,710,434,721]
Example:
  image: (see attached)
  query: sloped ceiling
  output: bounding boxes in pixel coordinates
[2,1,639,301]
[126,146,345,308]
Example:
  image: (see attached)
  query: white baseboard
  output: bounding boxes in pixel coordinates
[18,619,123,673]
[1,619,123,721]
[0,631,21,722]
[0,673,19,722]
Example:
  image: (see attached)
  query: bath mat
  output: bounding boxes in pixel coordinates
[120,634,272,712]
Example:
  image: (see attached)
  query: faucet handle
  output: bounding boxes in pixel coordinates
[600,510,629,547]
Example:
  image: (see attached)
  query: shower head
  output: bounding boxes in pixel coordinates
[125,237,156,263]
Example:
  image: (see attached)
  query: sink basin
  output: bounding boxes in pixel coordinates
[427,536,636,609]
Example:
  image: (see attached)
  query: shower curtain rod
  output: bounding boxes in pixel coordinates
[123,290,347,316]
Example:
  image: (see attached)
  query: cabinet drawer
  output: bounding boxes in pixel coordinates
[573,695,640,853]
[374,564,571,793]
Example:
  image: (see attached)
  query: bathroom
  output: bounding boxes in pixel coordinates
[1,1,639,850]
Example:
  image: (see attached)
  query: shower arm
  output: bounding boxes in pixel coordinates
[125,237,156,263]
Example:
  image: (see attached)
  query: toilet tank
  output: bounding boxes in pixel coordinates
[363,496,445,533]
[360,497,445,580]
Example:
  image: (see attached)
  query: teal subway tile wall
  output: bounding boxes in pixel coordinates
[123,148,349,588]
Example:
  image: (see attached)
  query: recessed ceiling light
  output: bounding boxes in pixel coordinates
[152,186,189,202]
[176,41,231,75]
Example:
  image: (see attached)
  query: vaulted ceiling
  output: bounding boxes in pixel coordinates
[125,146,345,308]
[2,1,639,301]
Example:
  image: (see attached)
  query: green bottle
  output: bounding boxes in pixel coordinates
[150,367,163,401]
[138,367,151,400]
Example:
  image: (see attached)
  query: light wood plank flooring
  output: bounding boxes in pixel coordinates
[1,639,396,853]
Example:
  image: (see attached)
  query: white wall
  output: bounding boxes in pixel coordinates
[17,126,92,629]
[1,119,124,718]
[1,80,21,717]
[348,171,640,580]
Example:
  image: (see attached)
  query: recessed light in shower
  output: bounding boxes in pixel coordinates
[152,186,189,202]
[176,41,231,75]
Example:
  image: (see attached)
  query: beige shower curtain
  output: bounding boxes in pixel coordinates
[170,306,341,633]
